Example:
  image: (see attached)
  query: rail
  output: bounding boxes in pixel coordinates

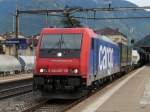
[0,79,33,99]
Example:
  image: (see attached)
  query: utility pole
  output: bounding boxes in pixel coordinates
[13,15,15,33]
[45,11,49,27]
[15,10,19,58]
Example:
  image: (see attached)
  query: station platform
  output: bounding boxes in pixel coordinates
[67,65,150,112]
[0,73,33,84]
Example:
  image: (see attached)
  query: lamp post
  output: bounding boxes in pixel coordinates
[15,10,19,58]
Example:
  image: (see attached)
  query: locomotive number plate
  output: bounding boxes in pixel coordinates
[49,69,68,73]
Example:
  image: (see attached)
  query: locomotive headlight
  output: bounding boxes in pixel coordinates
[39,68,48,73]
[69,68,79,74]
[40,68,44,73]
[73,69,78,74]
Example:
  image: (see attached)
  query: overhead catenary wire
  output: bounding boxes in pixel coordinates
[16,6,150,15]
[69,16,150,20]
[36,14,150,20]
[14,6,150,21]
[14,12,150,20]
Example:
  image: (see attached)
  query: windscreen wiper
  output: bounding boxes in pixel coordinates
[61,40,69,49]
[51,39,61,49]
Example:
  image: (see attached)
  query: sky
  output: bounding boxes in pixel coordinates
[125,0,150,7]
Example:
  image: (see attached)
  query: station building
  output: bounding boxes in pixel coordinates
[0,33,36,56]
[95,27,128,44]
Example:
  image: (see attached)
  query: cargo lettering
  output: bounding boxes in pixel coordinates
[99,45,114,74]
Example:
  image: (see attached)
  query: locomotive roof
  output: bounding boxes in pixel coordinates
[41,27,92,33]
[94,34,118,46]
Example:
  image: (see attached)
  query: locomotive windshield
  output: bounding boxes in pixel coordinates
[39,34,82,58]
[40,34,82,50]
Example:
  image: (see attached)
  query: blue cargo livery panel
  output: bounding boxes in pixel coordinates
[89,35,120,84]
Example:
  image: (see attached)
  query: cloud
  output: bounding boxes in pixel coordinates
[125,0,150,11]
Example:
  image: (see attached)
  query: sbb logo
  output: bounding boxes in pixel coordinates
[99,45,114,74]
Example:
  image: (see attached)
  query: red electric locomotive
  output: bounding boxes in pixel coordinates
[33,28,95,99]
[33,27,120,99]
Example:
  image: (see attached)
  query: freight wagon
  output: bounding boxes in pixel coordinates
[0,55,21,75]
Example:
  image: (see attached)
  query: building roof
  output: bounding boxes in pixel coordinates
[2,32,26,40]
[8,34,26,39]
[95,28,127,38]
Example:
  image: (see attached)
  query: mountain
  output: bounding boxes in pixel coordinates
[135,34,150,47]
[0,0,150,43]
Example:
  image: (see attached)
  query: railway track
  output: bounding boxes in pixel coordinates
[0,79,33,99]
[0,84,32,99]
[33,100,76,112]
[22,99,82,112]
[21,78,114,112]
[22,86,110,112]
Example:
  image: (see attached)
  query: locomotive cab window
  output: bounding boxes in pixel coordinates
[39,34,82,58]
[40,34,82,50]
